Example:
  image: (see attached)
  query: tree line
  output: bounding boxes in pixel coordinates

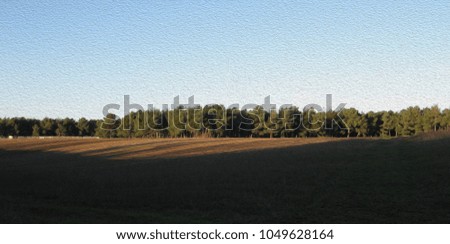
[1,105,450,138]
[0,117,97,138]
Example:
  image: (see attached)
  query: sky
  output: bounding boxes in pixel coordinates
[1,1,449,119]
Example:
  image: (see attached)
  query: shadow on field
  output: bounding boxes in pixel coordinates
[0,136,449,223]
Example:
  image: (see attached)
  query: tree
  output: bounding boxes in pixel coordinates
[54,118,78,137]
[265,109,280,138]
[340,108,364,137]
[394,113,402,137]
[422,105,441,132]
[0,105,447,138]
[248,106,267,137]
[117,113,135,138]
[6,118,19,137]
[278,106,301,138]
[63,118,78,136]
[32,124,40,137]
[168,107,187,138]
[366,112,382,137]
[301,108,320,137]
[399,106,423,136]
[3,119,12,137]
[40,118,56,136]
[95,114,120,138]
[441,109,450,131]
[146,109,167,138]
[225,107,250,137]
[202,105,226,138]
[237,109,254,137]
[324,111,344,137]
[55,120,67,136]
[77,118,89,136]
[381,111,397,137]
[0,118,5,137]
[430,105,441,132]
[186,107,203,138]
[134,110,155,138]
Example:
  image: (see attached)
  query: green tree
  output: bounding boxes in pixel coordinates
[381,111,397,137]
[146,109,167,138]
[77,118,89,136]
[6,118,21,137]
[0,118,5,137]
[301,108,321,137]
[186,107,203,137]
[265,109,280,138]
[441,109,450,131]
[340,108,363,137]
[248,106,267,137]
[225,107,249,137]
[422,105,441,132]
[32,124,40,137]
[168,107,187,138]
[64,118,78,136]
[278,106,301,138]
[117,113,136,138]
[40,118,56,136]
[202,105,226,138]
[55,120,67,136]
[236,109,253,137]
[95,114,120,138]
[3,118,14,137]
[366,112,382,137]
[399,106,423,136]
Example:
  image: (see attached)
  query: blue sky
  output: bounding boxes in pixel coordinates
[1,1,449,119]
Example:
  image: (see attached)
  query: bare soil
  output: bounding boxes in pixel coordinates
[0,136,449,223]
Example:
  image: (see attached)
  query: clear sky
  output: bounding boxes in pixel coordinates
[1,1,449,119]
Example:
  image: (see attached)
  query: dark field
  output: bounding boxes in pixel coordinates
[0,135,449,223]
